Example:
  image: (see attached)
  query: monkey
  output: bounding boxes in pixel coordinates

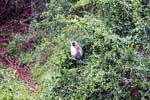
[70,41,83,59]
[70,41,86,64]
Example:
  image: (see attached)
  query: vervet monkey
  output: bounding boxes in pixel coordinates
[70,41,83,60]
[70,41,86,64]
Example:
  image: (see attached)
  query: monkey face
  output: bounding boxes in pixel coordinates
[71,41,77,47]
[72,42,76,46]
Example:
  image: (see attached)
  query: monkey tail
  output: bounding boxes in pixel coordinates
[79,59,87,65]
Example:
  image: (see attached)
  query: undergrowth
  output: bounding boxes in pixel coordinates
[0,0,150,100]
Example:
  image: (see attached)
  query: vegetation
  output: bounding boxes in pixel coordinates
[0,0,150,99]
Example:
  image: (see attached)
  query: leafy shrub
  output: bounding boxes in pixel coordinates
[2,0,150,100]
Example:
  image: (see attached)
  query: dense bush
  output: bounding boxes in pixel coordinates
[1,0,150,100]
[0,0,31,21]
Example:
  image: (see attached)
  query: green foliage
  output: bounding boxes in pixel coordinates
[0,66,30,100]
[7,34,24,57]
[2,0,150,99]
[103,0,150,36]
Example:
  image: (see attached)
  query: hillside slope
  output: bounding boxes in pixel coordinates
[0,0,150,100]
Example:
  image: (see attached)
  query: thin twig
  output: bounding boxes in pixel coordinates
[0,0,9,16]
[142,88,150,99]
